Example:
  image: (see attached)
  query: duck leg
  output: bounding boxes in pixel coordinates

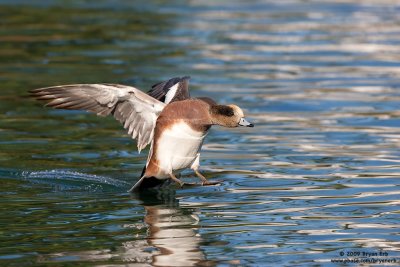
[191,153,220,186]
[169,173,185,188]
[194,170,221,186]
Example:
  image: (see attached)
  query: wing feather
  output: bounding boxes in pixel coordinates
[30,83,166,152]
[147,76,191,103]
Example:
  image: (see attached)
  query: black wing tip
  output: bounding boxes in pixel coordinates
[29,88,48,99]
[165,75,190,81]
[29,86,59,98]
[29,88,43,95]
[29,85,62,95]
[151,76,191,89]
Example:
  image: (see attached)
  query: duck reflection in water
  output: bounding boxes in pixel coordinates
[35,183,212,265]
[133,189,212,266]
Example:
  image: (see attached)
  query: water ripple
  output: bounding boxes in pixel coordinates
[1,0,400,266]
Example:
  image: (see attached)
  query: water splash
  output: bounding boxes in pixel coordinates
[20,169,130,192]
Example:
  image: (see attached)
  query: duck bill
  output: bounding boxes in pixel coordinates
[238,117,254,127]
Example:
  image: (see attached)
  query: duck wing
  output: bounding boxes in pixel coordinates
[30,83,166,152]
[147,76,190,103]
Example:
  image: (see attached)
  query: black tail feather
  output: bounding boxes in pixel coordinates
[137,176,166,189]
[140,165,146,177]
[128,165,166,192]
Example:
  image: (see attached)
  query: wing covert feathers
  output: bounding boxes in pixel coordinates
[30,83,165,152]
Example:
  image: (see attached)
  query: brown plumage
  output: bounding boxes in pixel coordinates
[30,77,254,192]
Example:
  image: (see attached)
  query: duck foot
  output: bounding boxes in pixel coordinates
[169,173,185,188]
[173,180,223,188]
[194,170,222,186]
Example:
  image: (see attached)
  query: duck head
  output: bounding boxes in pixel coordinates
[210,104,254,128]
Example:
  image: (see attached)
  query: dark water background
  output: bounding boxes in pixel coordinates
[1,0,400,266]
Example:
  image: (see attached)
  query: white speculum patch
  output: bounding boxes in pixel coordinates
[164,83,179,104]
[156,121,207,176]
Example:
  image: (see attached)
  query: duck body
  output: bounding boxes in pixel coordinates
[145,99,212,179]
[30,77,254,192]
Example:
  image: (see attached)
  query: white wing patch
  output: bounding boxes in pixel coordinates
[164,83,179,104]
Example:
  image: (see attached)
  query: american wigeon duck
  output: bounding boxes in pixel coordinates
[30,76,254,192]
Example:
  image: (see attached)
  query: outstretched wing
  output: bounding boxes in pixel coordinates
[30,84,166,152]
[147,76,190,103]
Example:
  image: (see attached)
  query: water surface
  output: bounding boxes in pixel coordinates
[1,0,400,266]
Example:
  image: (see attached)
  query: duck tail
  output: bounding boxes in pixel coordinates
[128,166,166,192]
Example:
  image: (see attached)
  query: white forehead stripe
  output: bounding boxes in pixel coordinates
[229,105,244,117]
